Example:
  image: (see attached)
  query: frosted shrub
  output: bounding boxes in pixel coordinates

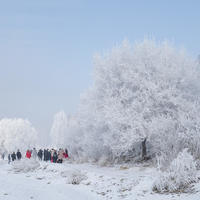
[12,159,40,173]
[153,149,198,193]
[98,155,111,166]
[196,159,200,170]
[61,169,87,185]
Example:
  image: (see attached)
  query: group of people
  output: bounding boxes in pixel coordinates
[27,148,69,163]
[1,148,69,164]
[42,148,69,163]
[5,150,22,164]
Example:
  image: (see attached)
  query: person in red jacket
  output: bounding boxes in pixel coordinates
[26,150,31,159]
[64,148,69,158]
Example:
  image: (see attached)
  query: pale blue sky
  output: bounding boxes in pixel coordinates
[0,0,200,139]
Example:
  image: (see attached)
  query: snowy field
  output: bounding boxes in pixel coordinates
[0,159,200,200]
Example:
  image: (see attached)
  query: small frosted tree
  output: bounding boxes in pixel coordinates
[0,118,38,153]
[74,39,200,163]
[50,111,68,148]
[50,111,83,157]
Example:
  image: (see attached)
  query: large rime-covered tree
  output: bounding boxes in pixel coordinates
[0,118,38,153]
[75,40,200,163]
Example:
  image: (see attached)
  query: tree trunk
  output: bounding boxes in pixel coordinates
[142,138,147,160]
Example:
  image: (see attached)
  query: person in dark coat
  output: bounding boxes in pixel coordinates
[37,149,43,161]
[1,153,5,160]
[11,152,16,161]
[8,154,11,164]
[65,149,68,156]
[16,150,22,160]
[53,151,58,163]
[43,149,47,161]
[47,149,51,161]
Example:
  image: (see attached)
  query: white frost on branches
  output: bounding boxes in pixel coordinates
[50,111,68,148]
[0,118,38,153]
[52,40,200,163]
[50,111,81,151]
[153,149,198,193]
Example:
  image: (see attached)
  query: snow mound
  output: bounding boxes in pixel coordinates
[0,160,5,165]
[42,164,59,173]
[11,159,40,173]
[61,169,87,185]
[153,149,198,193]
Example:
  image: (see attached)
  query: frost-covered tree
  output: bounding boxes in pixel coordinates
[72,39,200,163]
[0,118,38,153]
[50,111,80,151]
[50,111,68,148]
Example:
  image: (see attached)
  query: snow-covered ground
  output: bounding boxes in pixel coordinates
[0,159,199,200]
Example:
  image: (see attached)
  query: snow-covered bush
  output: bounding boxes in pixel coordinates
[61,169,87,185]
[11,159,40,173]
[0,118,38,153]
[153,149,198,193]
[98,155,112,166]
[0,160,4,165]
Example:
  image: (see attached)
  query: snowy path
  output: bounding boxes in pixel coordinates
[0,171,95,200]
[0,161,99,200]
[0,160,200,200]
